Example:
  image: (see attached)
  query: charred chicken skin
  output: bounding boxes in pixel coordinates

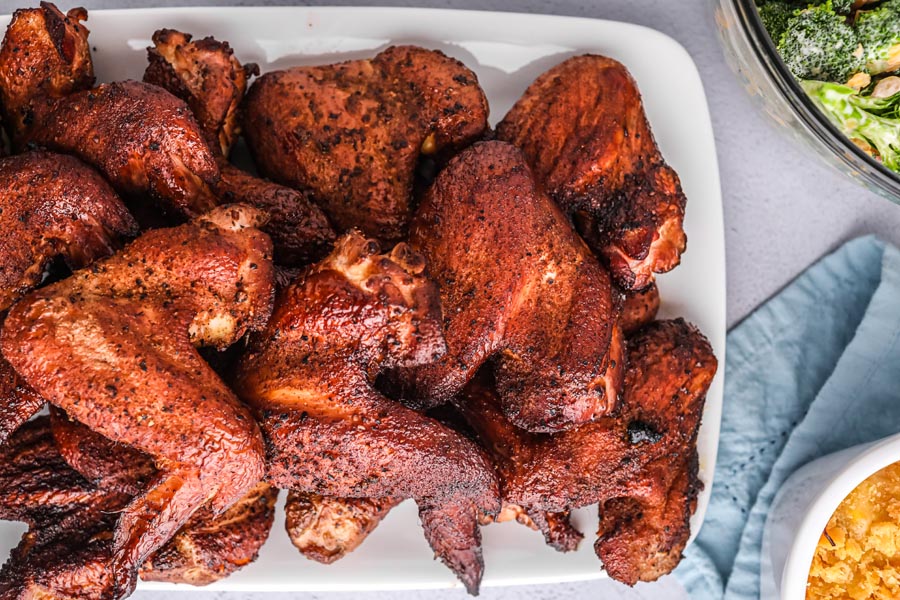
[241,45,489,243]
[496,56,687,290]
[234,231,500,594]
[0,151,138,313]
[454,319,716,584]
[391,141,623,433]
[0,2,94,138]
[143,28,336,264]
[1,205,275,598]
[0,416,277,597]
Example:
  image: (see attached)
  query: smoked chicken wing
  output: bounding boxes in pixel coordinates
[0,417,129,600]
[1,205,275,598]
[143,28,335,264]
[0,4,221,218]
[145,29,251,156]
[48,410,278,586]
[0,2,93,138]
[21,81,220,218]
[496,56,687,290]
[390,141,623,433]
[241,45,489,243]
[234,231,500,594]
[0,416,277,597]
[0,151,138,312]
[454,319,716,584]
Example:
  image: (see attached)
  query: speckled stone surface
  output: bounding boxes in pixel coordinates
[4,0,900,597]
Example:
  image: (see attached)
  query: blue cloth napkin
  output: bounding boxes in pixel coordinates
[675,235,900,599]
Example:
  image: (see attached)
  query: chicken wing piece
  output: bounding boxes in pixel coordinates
[241,45,489,243]
[389,141,623,433]
[21,81,219,219]
[595,451,701,585]
[454,319,715,584]
[0,6,220,218]
[0,151,138,312]
[141,480,278,585]
[48,409,278,587]
[0,2,94,138]
[1,205,274,599]
[620,281,660,335]
[234,231,500,595]
[482,503,584,553]
[0,415,277,597]
[145,28,252,156]
[284,492,400,564]
[0,417,130,600]
[496,56,687,290]
[143,29,335,265]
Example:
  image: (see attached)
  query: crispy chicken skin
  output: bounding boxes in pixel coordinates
[49,407,155,497]
[454,319,716,584]
[496,56,687,290]
[0,416,277,597]
[391,141,623,433]
[284,492,400,564]
[234,231,500,594]
[1,205,275,599]
[143,28,336,265]
[22,81,220,218]
[0,2,93,139]
[241,45,489,243]
[0,151,138,313]
[620,281,660,335]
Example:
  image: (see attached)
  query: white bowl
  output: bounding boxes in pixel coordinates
[761,433,900,599]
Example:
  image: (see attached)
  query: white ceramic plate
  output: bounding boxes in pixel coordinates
[0,6,726,592]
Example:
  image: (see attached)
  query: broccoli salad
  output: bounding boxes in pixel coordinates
[758,0,900,171]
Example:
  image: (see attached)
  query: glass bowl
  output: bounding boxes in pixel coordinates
[713,0,900,202]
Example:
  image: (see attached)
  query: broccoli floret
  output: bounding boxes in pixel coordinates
[856,0,900,75]
[759,1,796,43]
[778,3,863,81]
[778,2,864,82]
[802,80,900,171]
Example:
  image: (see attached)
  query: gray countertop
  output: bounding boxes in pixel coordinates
[5,0,900,598]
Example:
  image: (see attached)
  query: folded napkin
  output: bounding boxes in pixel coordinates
[676,235,900,599]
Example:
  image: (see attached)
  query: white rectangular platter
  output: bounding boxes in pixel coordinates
[0,6,726,593]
